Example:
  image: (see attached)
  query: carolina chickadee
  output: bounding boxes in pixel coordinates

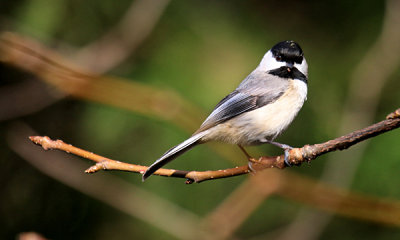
[143,40,308,181]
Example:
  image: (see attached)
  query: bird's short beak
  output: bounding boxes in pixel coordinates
[286,62,294,72]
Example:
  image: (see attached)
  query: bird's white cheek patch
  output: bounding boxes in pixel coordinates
[258,51,286,72]
[295,58,308,78]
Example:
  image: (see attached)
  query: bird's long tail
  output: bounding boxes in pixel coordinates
[142,131,208,181]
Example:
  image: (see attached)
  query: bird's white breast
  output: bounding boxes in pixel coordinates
[203,79,307,145]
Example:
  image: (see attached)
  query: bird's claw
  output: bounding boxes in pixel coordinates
[283,147,292,167]
[247,158,258,174]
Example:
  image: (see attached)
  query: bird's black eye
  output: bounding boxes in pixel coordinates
[275,55,282,61]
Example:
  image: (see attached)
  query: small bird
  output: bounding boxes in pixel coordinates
[143,40,308,181]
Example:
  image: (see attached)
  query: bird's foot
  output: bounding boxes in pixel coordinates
[260,139,293,167]
[238,145,260,173]
[283,147,292,167]
[247,157,259,174]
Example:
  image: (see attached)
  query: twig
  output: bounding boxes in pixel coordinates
[29,108,400,184]
[28,135,249,184]
[282,107,400,166]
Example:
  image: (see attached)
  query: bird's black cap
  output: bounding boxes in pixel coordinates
[271,40,304,64]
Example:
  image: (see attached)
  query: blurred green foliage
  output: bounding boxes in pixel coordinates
[1,0,400,239]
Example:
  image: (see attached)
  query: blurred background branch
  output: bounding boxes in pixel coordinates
[1,1,399,239]
[73,0,170,73]
[0,0,170,122]
[0,32,203,131]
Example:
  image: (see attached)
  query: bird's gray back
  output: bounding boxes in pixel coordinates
[194,70,289,134]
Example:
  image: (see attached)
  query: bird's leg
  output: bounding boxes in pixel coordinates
[260,139,293,166]
[238,145,253,159]
[238,145,258,173]
[262,140,293,150]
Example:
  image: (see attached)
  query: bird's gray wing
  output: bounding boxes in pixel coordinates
[195,74,288,133]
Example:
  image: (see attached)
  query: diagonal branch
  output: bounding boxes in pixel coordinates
[29,107,400,184]
[74,0,170,73]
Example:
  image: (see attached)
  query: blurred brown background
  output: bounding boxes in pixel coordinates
[1,0,400,239]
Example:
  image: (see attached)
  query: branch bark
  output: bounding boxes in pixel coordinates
[29,108,400,184]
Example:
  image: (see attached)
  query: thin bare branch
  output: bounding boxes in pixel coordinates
[281,108,400,166]
[26,109,400,228]
[28,135,250,184]
[29,107,400,184]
